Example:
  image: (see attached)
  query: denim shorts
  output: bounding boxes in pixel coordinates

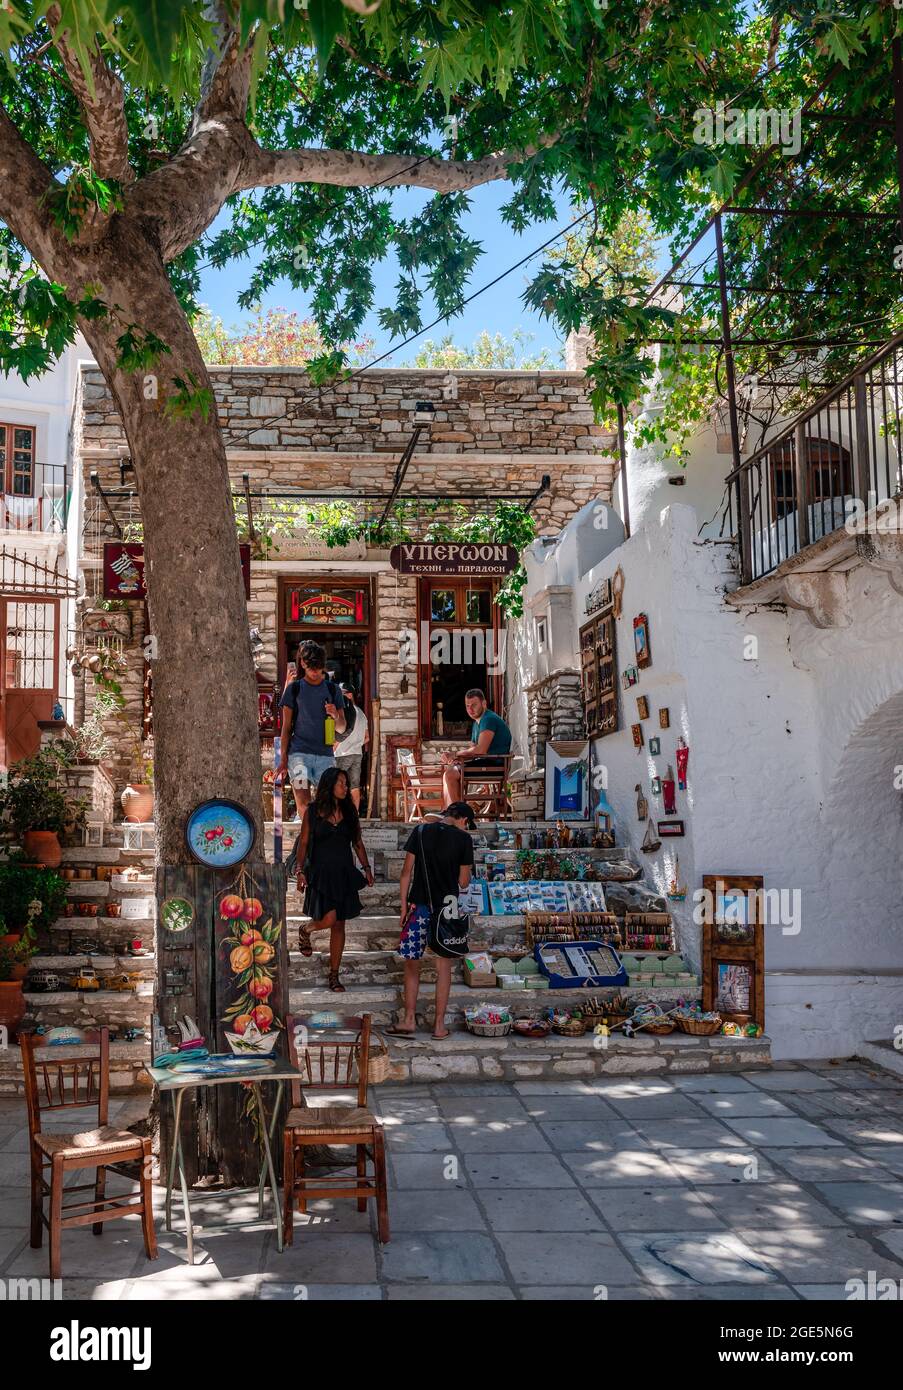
[287,752,334,790]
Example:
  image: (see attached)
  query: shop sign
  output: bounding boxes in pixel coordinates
[104,543,251,600]
[389,542,519,576]
[285,587,368,625]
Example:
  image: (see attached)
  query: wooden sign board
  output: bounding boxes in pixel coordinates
[701,873,765,1029]
[105,542,251,600]
[389,542,519,576]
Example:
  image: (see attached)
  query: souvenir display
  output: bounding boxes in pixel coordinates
[622,665,639,687]
[544,740,591,821]
[649,736,661,756]
[676,737,689,790]
[635,784,648,820]
[641,817,661,853]
[533,940,628,989]
[458,879,489,915]
[487,879,608,916]
[580,609,618,737]
[464,1003,512,1036]
[701,874,765,1029]
[513,1018,550,1038]
[671,1004,722,1036]
[659,707,670,728]
[185,799,256,867]
[623,911,675,950]
[658,819,684,837]
[633,613,651,668]
[636,696,650,720]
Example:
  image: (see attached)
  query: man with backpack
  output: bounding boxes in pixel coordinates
[392,802,476,1040]
[276,640,347,818]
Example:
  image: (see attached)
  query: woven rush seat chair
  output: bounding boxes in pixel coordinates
[283,1012,389,1246]
[397,746,446,822]
[461,753,513,820]
[21,1028,157,1280]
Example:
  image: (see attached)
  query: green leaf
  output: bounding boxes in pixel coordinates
[307,0,346,77]
[114,0,187,82]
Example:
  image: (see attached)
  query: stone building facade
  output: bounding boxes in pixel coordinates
[74,365,616,814]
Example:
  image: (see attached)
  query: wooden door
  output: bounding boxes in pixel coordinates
[0,595,59,767]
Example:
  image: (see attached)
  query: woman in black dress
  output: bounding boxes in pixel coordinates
[293,765,373,992]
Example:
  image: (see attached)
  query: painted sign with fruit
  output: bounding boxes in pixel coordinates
[218,887,283,1055]
[185,799,256,868]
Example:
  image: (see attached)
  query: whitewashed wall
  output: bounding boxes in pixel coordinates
[512,462,903,1059]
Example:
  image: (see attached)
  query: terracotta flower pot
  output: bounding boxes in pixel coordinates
[22,830,62,868]
[0,981,26,1040]
[0,934,22,947]
[121,784,154,823]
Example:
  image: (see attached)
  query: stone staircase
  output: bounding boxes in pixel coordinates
[0,815,772,1096]
[284,819,772,1083]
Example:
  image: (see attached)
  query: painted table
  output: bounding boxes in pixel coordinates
[146,1057,305,1264]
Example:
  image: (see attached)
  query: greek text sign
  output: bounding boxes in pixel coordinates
[389,543,519,576]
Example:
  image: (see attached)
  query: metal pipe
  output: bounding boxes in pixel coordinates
[715,214,751,584]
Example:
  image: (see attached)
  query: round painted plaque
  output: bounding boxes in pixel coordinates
[185,799,256,868]
[160,896,194,934]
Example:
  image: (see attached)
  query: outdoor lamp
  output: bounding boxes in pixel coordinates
[413,400,436,426]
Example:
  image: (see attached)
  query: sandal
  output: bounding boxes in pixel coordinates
[328,970,345,993]
[386,1024,417,1037]
[297,925,313,957]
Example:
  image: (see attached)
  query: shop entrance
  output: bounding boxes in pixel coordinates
[281,630,369,707]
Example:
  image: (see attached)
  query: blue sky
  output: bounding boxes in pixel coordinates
[196,182,573,364]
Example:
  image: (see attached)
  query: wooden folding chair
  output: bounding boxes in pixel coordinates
[397,746,446,822]
[20,1028,157,1280]
[461,754,513,820]
[282,1012,389,1246]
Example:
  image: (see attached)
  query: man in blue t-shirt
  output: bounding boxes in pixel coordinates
[276,640,346,818]
[440,687,512,804]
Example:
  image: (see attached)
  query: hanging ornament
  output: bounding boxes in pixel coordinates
[641,817,661,853]
[667,856,687,900]
[611,565,625,619]
[662,765,677,816]
[676,738,689,791]
[634,784,648,821]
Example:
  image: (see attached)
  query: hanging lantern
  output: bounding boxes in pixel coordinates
[83,813,104,849]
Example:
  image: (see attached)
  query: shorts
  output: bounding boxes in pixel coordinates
[287,751,334,790]
[336,752,363,789]
[397,904,431,960]
[466,756,506,770]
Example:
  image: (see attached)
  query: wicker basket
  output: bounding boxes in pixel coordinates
[357,1034,392,1084]
[641,1020,676,1035]
[513,1019,551,1038]
[675,1016,722,1036]
[466,1020,513,1037]
[552,1018,587,1037]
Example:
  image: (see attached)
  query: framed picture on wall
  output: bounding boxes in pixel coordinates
[544,740,591,821]
[633,613,651,668]
[702,874,765,1028]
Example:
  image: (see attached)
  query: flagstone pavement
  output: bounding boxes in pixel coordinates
[2,1060,903,1301]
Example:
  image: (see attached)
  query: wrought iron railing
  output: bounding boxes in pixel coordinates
[0,462,70,534]
[724,335,903,583]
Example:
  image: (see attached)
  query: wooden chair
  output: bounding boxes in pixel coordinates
[20,1028,157,1280]
[397,746,446,822]
[461,753,513,820]
[282,1012,389,1245]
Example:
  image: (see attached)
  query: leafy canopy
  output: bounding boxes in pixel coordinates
[0,1,900,431]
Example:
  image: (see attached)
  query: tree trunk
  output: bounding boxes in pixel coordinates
[78,220,264,864]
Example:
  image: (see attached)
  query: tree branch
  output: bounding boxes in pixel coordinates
[239,139,555,195]
[0,107,68,273]
[46,3,132,185]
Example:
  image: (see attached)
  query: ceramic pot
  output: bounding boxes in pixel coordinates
[0,934,22,948]
[0,982,26,1039]
[22,830,62,868]
[121,784,154,823]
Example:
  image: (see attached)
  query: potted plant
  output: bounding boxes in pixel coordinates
[0,923,38,1038]
[0,745,86,866]
[121,750,154,824]
[0,856,68,936]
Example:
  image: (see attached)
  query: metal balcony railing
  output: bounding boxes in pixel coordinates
[724,335,903,584]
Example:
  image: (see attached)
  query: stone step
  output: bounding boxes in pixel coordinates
[28,954,156,975]
[377,1030,772,1084]
[61,880,110,899]
[59,846,126,865]
[0,1041,152,1096]
[288,980,700,1030]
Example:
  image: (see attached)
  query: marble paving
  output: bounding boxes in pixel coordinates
[2,1061,903,1301]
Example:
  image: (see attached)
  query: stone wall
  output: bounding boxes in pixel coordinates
[76,365,616,805]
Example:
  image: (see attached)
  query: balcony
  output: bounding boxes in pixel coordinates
[724,336,903,626]
[0,462,70,537]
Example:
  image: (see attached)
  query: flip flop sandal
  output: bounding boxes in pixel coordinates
[386,1025,417,1037]
[328,970,346,993]
[297,926,313,957]
[431,1031,451,1041]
